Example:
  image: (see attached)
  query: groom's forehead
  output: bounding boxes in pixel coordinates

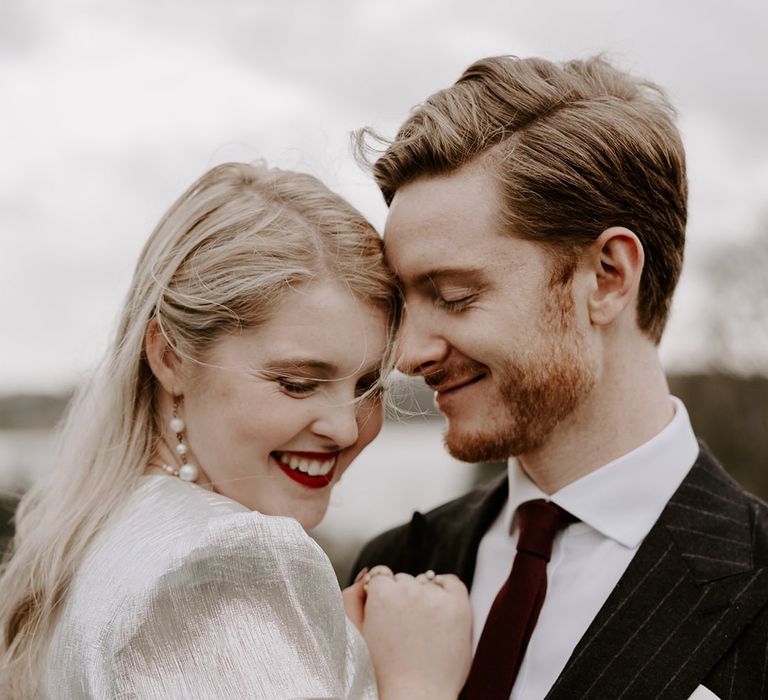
[383,209,512,294]
[383,172,502,265]
[382,220,468,283]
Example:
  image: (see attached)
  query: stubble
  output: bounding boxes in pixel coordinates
[444,279,597,463]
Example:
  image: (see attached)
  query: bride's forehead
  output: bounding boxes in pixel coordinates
[273,279,386,319]
[208,307,387,375]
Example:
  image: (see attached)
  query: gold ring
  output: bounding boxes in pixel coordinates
[416,569,445,587]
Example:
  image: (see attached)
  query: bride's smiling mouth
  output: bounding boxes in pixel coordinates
[271,450,339,489]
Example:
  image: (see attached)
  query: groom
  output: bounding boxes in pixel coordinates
[352,55,768,699]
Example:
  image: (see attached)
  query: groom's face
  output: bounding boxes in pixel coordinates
[384,162,597,462]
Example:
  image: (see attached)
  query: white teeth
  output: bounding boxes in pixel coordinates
[316,460,334,476]
[275,452,336,476]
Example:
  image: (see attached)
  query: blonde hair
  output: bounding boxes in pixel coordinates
[358,55,687,342]
[0,162,397,696]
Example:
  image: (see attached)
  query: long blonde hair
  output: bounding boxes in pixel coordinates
[0,162,397,696]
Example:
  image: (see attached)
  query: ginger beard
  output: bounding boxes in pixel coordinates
[443,278,597,463]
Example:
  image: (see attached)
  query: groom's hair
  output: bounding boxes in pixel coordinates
[357,55,687,343]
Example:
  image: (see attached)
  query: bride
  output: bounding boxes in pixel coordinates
[0,162,471,698]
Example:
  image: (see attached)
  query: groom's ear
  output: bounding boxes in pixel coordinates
[585,227,644,329]
[145,318,187,395]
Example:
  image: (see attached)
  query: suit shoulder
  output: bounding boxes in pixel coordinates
[696,444,768,565]
[351,474,506,578]
[746,492,768,564]
[370,477,501,543]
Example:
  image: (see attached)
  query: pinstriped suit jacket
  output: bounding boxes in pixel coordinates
[351,446,768,699]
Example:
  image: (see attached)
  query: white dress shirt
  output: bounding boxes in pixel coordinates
[469,397,700,700]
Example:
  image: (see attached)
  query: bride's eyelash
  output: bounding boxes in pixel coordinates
[276,377,318,396]
[267,370,383,400]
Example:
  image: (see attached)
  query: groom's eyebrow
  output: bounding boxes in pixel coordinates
[410,267,487,289]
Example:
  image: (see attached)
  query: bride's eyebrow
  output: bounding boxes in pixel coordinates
[261,357,382,378]
[261,358,337,377]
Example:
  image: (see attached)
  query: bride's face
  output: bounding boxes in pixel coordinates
[177,280,388,529]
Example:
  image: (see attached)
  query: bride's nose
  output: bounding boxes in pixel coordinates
[310,402,360,449]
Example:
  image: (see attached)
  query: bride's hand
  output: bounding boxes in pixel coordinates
[343,568,472,700]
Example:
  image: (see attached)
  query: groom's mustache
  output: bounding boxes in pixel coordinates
[422,363,488,391]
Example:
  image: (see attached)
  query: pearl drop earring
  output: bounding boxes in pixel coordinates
[161,396,198,483]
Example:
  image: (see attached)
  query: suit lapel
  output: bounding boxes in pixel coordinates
[546,448,768,699]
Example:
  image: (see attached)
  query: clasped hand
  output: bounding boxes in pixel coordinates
[343,566,473,700]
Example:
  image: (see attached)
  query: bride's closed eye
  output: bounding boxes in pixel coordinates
[275,376,319,397]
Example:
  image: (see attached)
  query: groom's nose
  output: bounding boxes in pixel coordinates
[395,308,450,377]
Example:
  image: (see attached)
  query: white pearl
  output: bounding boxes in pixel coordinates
[169,417,185,433]
[175,442,188,456]
[178,463,198,482]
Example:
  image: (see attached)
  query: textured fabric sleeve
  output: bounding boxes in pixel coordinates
[108,512,378,700]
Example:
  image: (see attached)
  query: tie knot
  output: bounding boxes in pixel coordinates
[515,499,576,561]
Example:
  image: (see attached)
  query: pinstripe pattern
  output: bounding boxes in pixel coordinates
[352,446,768,699]
[545,451,768,699]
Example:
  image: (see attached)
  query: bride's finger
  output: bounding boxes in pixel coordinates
[342,581,366,631]
[430,573,466,594]
[363,564,396,592]
[368,564,394,578]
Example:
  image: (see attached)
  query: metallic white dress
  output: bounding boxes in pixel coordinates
[41,475,378,699]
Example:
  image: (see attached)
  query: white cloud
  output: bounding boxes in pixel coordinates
[2,0,768,390]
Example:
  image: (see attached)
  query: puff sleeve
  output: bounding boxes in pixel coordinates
[106,512,378,699]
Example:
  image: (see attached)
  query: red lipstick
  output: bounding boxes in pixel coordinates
[271,452,338,490]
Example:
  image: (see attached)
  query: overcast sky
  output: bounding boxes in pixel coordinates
[2,0,767,393]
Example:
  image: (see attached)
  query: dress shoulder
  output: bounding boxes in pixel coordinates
[43,477,377,699]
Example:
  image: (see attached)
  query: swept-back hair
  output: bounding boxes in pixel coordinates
[0,162,398,697]
[357,55,687,342]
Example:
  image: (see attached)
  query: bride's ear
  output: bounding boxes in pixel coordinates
[145,318,185,395]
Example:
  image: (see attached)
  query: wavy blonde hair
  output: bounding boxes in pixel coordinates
[0,162,398,697]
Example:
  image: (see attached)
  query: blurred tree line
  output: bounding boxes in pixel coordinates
[1,371,766,555]
[2,221,767,553]
[699,216,768,376]
[669,374,767,496]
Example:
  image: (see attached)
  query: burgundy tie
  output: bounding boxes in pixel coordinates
[463,499,576,700]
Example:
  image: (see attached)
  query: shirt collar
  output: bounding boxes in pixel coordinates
[505,397,700,548]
